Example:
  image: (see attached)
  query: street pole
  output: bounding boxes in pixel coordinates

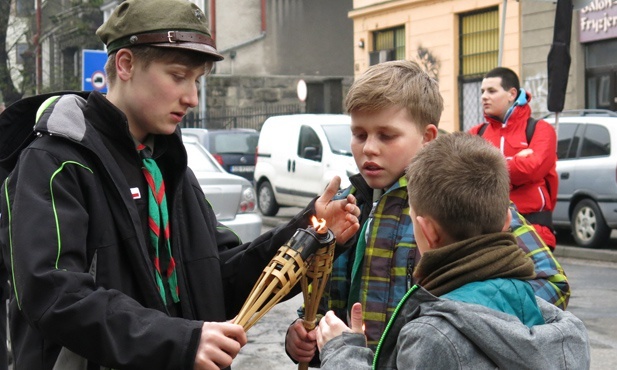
[498,0,507,67]
[200,75,207,128]
[36,0,42,94]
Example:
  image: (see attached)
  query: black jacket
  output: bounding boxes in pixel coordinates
[0,92,311,369]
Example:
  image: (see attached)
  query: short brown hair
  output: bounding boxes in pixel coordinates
[405,132,510,240]
[345,60,444,129]
[104,46,213,87]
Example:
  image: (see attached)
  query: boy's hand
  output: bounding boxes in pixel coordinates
[315,176,360,244]
[194,321,247,370]
[285,319,317,363]
[316,303,366,351]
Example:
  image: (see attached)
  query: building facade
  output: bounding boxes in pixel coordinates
[576,0,617,111]
[348,0,588,132]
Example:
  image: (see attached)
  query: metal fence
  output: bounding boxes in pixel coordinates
[459,78,484,131]
[182,103,305,131]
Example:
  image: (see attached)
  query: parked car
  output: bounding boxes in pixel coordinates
[181,128,259,182]
[182,135,262,242]
[544,109,617,248]
[254,114,357,216]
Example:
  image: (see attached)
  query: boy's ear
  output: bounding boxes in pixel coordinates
[115,49,135,82]
[422,124,438,145]
[502,208,513,232]
[417,215,441,249]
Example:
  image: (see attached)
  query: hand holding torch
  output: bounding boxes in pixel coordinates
[298,217,335,370]
[233,216,335,332]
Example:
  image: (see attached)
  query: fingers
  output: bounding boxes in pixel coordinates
[194,322,247,370]
[349,303,364,334]
[316,310,349,352]
[285,319,317,363]
[318,176,342,205]
[336,221,360,245]
[347,195,360,217]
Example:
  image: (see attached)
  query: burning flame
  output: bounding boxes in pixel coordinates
[310,216,327,234]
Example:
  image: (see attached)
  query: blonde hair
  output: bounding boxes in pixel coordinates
[345,60,444,129]
[406,132,510,240]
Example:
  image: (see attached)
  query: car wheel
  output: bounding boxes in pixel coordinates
[571,199,611,248]
[258,181,279,216]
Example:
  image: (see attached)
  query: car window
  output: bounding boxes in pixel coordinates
[184,142,220,172]
[322,124,352,156]
[211,133,259,154]
[298,125,322,161]
[568,124,583,159]
[557,123,578,159]
[580,124,610,158]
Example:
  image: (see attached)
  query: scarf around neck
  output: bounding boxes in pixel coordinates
[414,232,536,297]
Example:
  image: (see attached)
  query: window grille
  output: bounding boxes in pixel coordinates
[458,8,499,131]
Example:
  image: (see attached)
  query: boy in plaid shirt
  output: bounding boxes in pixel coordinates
[286,60,570,365]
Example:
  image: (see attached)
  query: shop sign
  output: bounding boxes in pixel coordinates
[580,0,617,43]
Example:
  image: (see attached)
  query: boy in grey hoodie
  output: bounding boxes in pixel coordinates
[316,132,590,369]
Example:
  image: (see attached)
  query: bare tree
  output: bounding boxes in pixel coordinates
[0,0,37,106]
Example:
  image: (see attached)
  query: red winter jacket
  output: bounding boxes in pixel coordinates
[469,92,558,247]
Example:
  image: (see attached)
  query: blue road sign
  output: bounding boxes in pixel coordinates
[82,49,108,93]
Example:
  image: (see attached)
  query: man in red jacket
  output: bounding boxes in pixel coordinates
[469,67,558,250]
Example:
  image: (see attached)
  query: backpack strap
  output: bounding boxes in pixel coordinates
[526,117,538,144]
[477,117,538,144]
[477,123,488,137]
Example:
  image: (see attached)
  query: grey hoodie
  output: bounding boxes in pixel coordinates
[320,287,590,370]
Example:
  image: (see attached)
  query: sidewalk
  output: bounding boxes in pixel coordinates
[553,244,617,263]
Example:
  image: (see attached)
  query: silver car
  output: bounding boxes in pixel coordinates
[544,110,617,248]
[183,135,262,242]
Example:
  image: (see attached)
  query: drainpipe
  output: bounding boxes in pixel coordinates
[210,0,216,41]
[261,0,266,33]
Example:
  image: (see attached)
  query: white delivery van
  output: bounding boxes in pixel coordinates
[254,114,358,216]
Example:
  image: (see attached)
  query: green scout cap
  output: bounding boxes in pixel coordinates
[96,0,224,61]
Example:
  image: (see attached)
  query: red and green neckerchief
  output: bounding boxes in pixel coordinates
[137,143,180,305]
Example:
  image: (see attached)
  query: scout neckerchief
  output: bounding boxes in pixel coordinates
[137,142,180,304]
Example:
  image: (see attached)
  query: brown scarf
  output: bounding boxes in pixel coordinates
[414,232,536,297]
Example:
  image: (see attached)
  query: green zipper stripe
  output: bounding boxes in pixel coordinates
[4,178,21,310]
[50,161,93,269]
[372,284,419,369]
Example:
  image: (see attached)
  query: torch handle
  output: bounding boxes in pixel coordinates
[298,240,336,370]
[297,316,317,369]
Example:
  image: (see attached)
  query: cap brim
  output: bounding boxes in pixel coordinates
[152,42,224,61]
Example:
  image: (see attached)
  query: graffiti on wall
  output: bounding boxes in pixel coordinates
[415,44,440,81]
[523,72,549,116]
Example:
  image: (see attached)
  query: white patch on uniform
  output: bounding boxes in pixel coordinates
[131,187,141,199]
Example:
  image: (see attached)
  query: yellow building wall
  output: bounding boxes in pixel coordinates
[349,0,522,132]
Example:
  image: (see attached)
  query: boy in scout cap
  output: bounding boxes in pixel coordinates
[0,0,359,369]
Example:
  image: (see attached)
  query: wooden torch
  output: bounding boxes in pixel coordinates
[233,216,334,332]
[298,217,336,370]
